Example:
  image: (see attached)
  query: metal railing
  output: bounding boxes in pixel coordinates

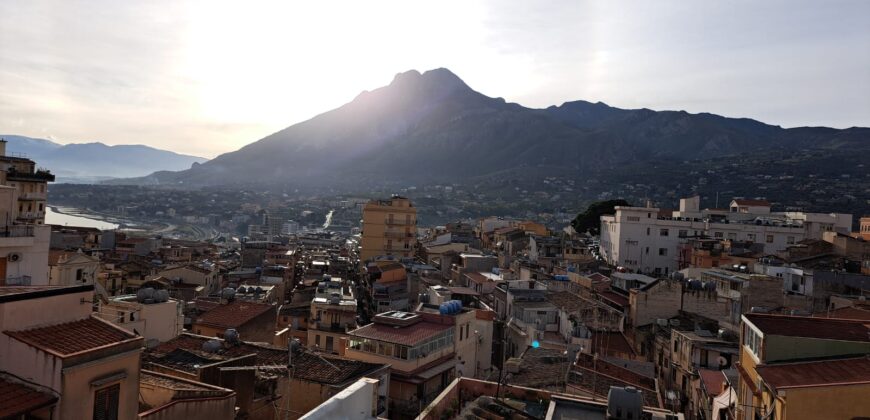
[5,275,32,285]
[16,212,44,220]
[0,225,35,237]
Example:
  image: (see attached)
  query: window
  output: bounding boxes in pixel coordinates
[76,269,84,282]
[326,336,334,352]
[660,229,669,236]
[315,335,321,347]
[766,235,774,243]
[714,232,723,238]
[744,325,762,359]
[678,230,688,238]
[747,233,756,241]
[93,384,120,420]
[786,236,795,244]
[646,227,651,235]
[627,216,640,222]
[658,248,668,256]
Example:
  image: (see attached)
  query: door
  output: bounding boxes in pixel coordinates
[0,257,6,285]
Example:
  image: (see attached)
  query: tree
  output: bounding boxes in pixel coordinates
[571,199,631,235]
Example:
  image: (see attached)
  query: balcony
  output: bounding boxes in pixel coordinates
[0,225,35,238]
[313,321,350,332]
[18,191,46,201]
[384,219,412,226]
[4,275,32,286]
[7,169,55,182]
[384,231,414,239]
[17,211,45,221]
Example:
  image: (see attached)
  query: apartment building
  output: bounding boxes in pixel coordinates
[346,311,457,418]
[367,260,410,313]
[600,196,852,276]
[360,195,417,262]
[0,285,144,419]
[735,314,870,420]
[308,276,358,354]
[0,139,54,225]
[95,291,185,343]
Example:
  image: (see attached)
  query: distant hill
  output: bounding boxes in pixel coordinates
[108,68,869,187]
[0,135,207,182]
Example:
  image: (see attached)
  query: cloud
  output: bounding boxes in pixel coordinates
[1,0,868,158]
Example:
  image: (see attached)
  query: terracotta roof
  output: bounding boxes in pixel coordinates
[698,368,727,395]
[465,272,490,285]
[571,353,660,407]
[597,291,629,308]
[756,357,870,390]
[5,317,140,357]
[349,320,452,346]
[194,301,274,329]
[144,333,288,372]
[0,374,57,417]
[815,306,870,321]
[291,352,386,385]
[732,199,771,207]
[590,330,636,357]
[744,314,870,342]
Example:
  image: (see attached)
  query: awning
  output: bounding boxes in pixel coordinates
[414,359,457,380]
[711,388,735,420]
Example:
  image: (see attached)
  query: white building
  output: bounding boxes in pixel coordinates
[599,197,852,276]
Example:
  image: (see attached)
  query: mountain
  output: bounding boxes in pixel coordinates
[0,135,208,182]
[113,68,868,188]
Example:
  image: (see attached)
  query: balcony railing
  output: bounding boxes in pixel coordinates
[384,219,412,226]
[7,169,55,182]
[18,192,47,200]
[5,275,32,286]
[384,231,414,239]
[0,225,35,238]
[17,212,45,220]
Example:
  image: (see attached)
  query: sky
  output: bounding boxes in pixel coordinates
[1,1,868,159]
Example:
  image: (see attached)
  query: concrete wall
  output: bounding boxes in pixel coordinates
[299,378,378,420]
[60,349,141,420]
[0,224,51,285]
[140,396,237,420]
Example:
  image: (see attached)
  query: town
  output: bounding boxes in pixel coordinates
[0,139,868,420]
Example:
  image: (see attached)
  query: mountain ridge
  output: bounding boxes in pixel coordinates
[107,68,868,187]
[0,135,207,181]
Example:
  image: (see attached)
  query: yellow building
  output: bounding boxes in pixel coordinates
[735,314,870,420]
[360,196,416,262]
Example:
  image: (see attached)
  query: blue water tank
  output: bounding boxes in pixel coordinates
[455,300,463,311]
[439,303,449,315]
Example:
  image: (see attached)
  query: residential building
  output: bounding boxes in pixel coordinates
[191,300,277,342]
[308,276,358,354]
[418,377,681,420]
[346,311,457,418]
[286,347,390,419]
[735,314,870,420]
[157,262,220,295]
[600,196,852,275]
[0,284,143,419]
[138,370,236,420]
[47,250,100,286]
[95,292,184,343]
[367,261,410,313]
[360,195,417,262]
[0,139,54,225]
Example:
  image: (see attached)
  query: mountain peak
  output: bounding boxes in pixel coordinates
[389,67,470,94]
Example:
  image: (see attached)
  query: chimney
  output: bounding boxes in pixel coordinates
[0,138,6,157]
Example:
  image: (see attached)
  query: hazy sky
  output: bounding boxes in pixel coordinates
[1,1,868,158]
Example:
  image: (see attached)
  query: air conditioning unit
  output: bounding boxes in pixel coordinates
[7,252,22,262]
